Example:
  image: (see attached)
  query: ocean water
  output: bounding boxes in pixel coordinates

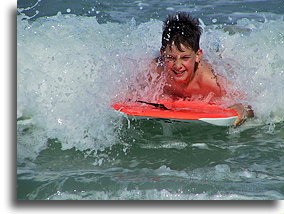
[17,0,284,200]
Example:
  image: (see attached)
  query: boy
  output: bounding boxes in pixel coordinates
[152,12,254,127]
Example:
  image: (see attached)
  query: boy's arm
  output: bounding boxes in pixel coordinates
[228,104,254,127]
[216,73,255,127]
[218,77,254,127]
[201,61,254,127]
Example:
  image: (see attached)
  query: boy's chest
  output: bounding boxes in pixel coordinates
[184,81,208,97]
[164,79,202,98]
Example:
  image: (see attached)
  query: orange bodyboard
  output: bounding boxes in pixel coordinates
[112,100,238,126]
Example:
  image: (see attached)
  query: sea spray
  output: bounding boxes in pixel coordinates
[17,13,163,164]
[17,13,284,164]
[201,17,284,124]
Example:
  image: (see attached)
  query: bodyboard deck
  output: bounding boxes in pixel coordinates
[112,100,238,126]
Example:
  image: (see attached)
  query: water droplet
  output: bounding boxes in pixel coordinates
[58,118,63,124]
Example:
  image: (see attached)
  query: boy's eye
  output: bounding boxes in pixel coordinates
[164,55,174,61]
[181,56,191,60]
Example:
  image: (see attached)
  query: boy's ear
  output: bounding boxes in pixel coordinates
[195,49,203,63]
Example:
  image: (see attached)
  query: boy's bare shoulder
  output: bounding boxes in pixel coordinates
[198,60,217,82]
[199,60,213,73]
[197,60,223,96]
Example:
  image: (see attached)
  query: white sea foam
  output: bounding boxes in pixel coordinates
[202,17,284,124]
[17,13,162,163]
[41,164,283,200]
[47,188,282,200]
[17,13,284,163]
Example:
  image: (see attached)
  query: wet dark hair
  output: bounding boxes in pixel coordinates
[161,12,202,52]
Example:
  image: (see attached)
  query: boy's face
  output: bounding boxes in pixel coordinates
[161,44,202,85]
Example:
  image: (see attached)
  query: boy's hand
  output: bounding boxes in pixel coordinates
[228,104,254,127]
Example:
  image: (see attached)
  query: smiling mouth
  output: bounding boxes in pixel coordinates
[173,70,185,76]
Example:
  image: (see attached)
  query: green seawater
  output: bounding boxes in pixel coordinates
[17,0,284,201]
[17,119,284,200]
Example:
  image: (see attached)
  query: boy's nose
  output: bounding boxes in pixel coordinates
[173,59,183,70]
